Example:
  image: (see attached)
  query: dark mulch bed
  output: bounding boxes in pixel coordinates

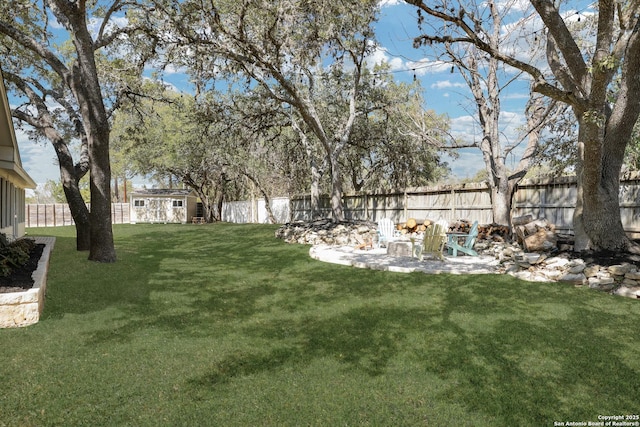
[0,244,45,293]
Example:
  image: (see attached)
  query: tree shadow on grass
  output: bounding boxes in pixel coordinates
[191,305,433,387]
[185,275,640,425]
[415,281,640,425]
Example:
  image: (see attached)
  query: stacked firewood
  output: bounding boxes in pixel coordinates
[478,224,511,242]
[446,220,511,242]
[396,218,430,234]
[396,217,556,251]
[512,214,558,252]
[447,220,473,234]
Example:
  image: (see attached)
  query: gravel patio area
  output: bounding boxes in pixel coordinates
[309,245,500,275]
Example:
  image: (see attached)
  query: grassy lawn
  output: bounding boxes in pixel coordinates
[1,223,639,426]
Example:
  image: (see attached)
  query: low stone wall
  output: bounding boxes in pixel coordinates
[479,240,640,299]
[0,237,55,328]
[275,219,378,246]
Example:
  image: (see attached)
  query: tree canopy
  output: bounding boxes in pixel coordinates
[0,0,162,260]
[406,0,640,252]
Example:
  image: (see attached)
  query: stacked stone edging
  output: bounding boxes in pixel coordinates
[478,240,640,299]
[275,219,378,246]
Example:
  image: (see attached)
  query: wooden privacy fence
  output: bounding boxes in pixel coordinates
[26,203,130,227]
[22,173,640,236]
[290,172,640,236]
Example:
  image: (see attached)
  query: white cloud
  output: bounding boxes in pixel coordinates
[492,0,532,13]
[430,80,466,90]
[444,109,530,177]
[406,59,450,75]
[163,63,187,75]
[502,92,531,100]
[87,15,129,39]
[378,0,402,7]
[441,149,484,179]
[15,128,59,185]
[449,110,527,148]
[450,115,480,145]
[365,45,405,71]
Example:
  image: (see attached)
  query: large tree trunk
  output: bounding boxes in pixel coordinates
[491,183,511,226]
[328,150,345,222]
[242,171,277,223]
[63,183,91,251]
[7,74,92,251]
[87,131,116,262]
[579,35,640,253]
[309,155,322,219]
[295,118,322,219]
[576,115,629,251]
[52,137,90,251]
[70,15,116,262]
[200,193,216,222]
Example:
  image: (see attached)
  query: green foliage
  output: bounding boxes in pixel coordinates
[343,68,450,190]
[0,233,35,277]
[26,179,91,204]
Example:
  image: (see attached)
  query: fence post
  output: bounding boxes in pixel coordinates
[364,193,368,220]
[451,188,456,220]
[403,190,408,222]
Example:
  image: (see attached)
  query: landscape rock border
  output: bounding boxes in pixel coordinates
[479,240,640,299]
[277,220,640,301]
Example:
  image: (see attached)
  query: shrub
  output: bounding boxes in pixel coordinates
[0,233,36,277]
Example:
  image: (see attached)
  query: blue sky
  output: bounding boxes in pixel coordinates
[13,0,592,186]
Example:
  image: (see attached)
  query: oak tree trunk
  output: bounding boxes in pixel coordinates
[70,33,116,262]
[491,183,511,226]
[329,150,345,222]
[575,115,629,251]
[309,155,322,219]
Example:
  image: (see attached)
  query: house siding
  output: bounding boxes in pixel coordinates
[1,69,36,240]
[0,176,26,239]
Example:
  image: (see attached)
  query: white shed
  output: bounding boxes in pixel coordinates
[130,188,198,224]
[0,70,36,240]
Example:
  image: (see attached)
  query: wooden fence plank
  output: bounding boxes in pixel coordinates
[288,174,640,236]
[26,203,130,228]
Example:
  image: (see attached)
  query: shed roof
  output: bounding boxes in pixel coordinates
[131,188,195,197]
[0,69,36,189]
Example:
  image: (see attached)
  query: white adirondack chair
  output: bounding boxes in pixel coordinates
[377,218,397,248]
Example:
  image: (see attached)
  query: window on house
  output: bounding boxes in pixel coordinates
[172,200,183,208]
[134,199,145,207]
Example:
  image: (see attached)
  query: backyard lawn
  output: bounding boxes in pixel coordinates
[1,223,639,426]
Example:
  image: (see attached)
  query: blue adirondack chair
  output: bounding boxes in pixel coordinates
[445,220,479,256]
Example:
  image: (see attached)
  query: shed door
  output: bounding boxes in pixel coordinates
[148,198,170,223]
